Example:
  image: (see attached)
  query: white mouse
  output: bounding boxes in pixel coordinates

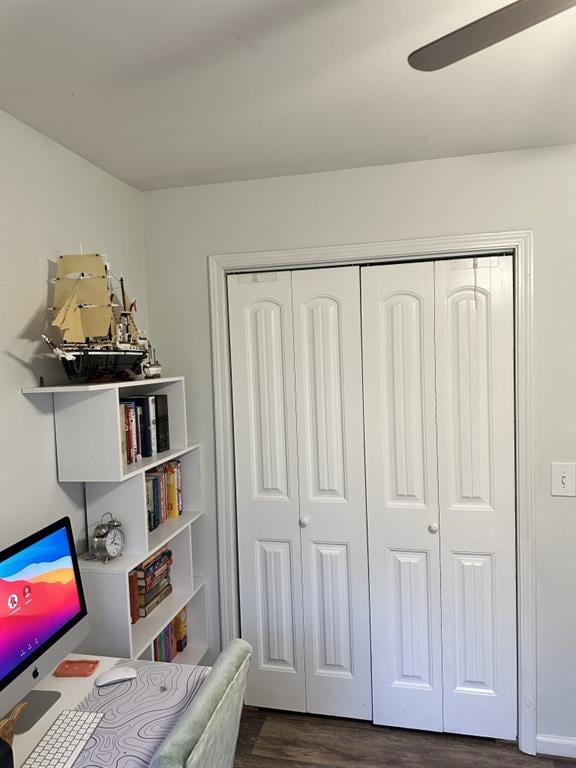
[94,665,137,687]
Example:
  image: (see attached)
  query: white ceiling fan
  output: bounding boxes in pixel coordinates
[409,0,576,71]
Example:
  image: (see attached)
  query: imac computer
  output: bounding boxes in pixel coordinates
[0,517,89,731]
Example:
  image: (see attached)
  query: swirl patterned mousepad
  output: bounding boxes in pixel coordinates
[72,660,210,768]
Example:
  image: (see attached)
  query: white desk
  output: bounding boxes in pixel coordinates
[12,655,120,768]
[12,654,210,768]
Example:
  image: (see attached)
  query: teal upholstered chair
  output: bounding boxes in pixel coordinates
[150,639,252,768]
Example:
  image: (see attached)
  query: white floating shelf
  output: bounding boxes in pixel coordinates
[148,510,205,554]
[22,377,184,395]
[23,377,190,482]
[79,511,205,574]
[121,444,199,480]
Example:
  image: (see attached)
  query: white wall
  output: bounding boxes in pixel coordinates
[0,110,148,550]
[143,145,576,746]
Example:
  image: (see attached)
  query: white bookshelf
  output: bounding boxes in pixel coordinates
[23,377,188,482]
[83,444,204,556]
[23,377,209,665]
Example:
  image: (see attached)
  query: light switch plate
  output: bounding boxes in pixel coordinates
[551,462,576,497]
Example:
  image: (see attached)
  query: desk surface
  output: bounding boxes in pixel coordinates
[12,655,210,768]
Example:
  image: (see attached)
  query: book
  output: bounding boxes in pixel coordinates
[135,552,172,580]
[129,402,137,463]
[123,403,133,464]
[170,622,177,660]
[137,576,171,607]
[166,624,173,662]
[131,396,157,458]
[148,469,167,524]
[136,558,171,589]
[120,405,128,468]
[138,583,172,617]
[135,405,143,462]
[155,394,170,452]
[176,460,182,514]
[160,470,167,523]
[128,570,140,625]
[148,474,162,530]
[134,547,171,576]
[166,462,179,518]
[173,608,188,652]
[145,477,156,531]
[149,396,157,455]
[121,399,151,464]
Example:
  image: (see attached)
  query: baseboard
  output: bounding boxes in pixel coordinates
[536,733,576,759]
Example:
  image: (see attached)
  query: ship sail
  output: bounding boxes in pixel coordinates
[126,299,140,341]
[53,254,113,338]
[52,284,86,342]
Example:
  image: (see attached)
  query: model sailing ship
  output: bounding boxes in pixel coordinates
[43,253,159,382]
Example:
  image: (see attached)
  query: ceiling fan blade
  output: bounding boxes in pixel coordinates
[408,0,576,71]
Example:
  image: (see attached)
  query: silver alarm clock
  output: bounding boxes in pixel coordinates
[91,513,125,562]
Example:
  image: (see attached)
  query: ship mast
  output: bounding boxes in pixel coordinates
[120,275,128,312]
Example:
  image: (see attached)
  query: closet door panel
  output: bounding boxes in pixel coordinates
[435,257,516,739]
[362,263,443,731]
[228,272,306,711]
[293,267,372,719]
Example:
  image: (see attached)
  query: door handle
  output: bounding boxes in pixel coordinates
[299,517,310,528]
[428,523,439,534]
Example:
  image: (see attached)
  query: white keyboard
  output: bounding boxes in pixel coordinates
[22,709,103,768]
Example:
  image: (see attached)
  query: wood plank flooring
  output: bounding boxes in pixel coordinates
[235,709,576,768]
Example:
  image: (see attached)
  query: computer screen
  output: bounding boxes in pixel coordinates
[0,517,89,720]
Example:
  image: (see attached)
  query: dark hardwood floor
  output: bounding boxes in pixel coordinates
[235,708,576,768]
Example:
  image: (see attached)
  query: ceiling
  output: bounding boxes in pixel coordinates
[0,0,575,190]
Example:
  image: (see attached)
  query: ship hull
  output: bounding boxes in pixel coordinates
[61,349,147,382]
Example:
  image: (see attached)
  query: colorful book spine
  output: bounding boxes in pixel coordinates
[166,462,179,518]
[128,570,140,624]
[176,461,183,514]
[173,608,187,652]
[136,558,172,589]
[135,547,171,577]
[145,461,182,530]
[160,471,167,523]
[136,545,168,573]
[135,405,143,461]
[124,404,133,464]
[149,397,157,455]
[166,624,173,662]
[149,475,162,529]
[120,405,128,467]
[138,583,172,617]
[137,576,171,607]
[131,396,157,458]
[129,403,138,463]
[145,477,155,531]
[153,608,186,663]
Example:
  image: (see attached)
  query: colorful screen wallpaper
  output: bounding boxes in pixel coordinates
[0,527,82,681]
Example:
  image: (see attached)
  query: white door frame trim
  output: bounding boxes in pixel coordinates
[209,230,536,754]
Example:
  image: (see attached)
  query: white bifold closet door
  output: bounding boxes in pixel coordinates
[362,256,516,739]
[228,267,371,719]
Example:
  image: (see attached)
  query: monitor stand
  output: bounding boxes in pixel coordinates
[12,691,62,735]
